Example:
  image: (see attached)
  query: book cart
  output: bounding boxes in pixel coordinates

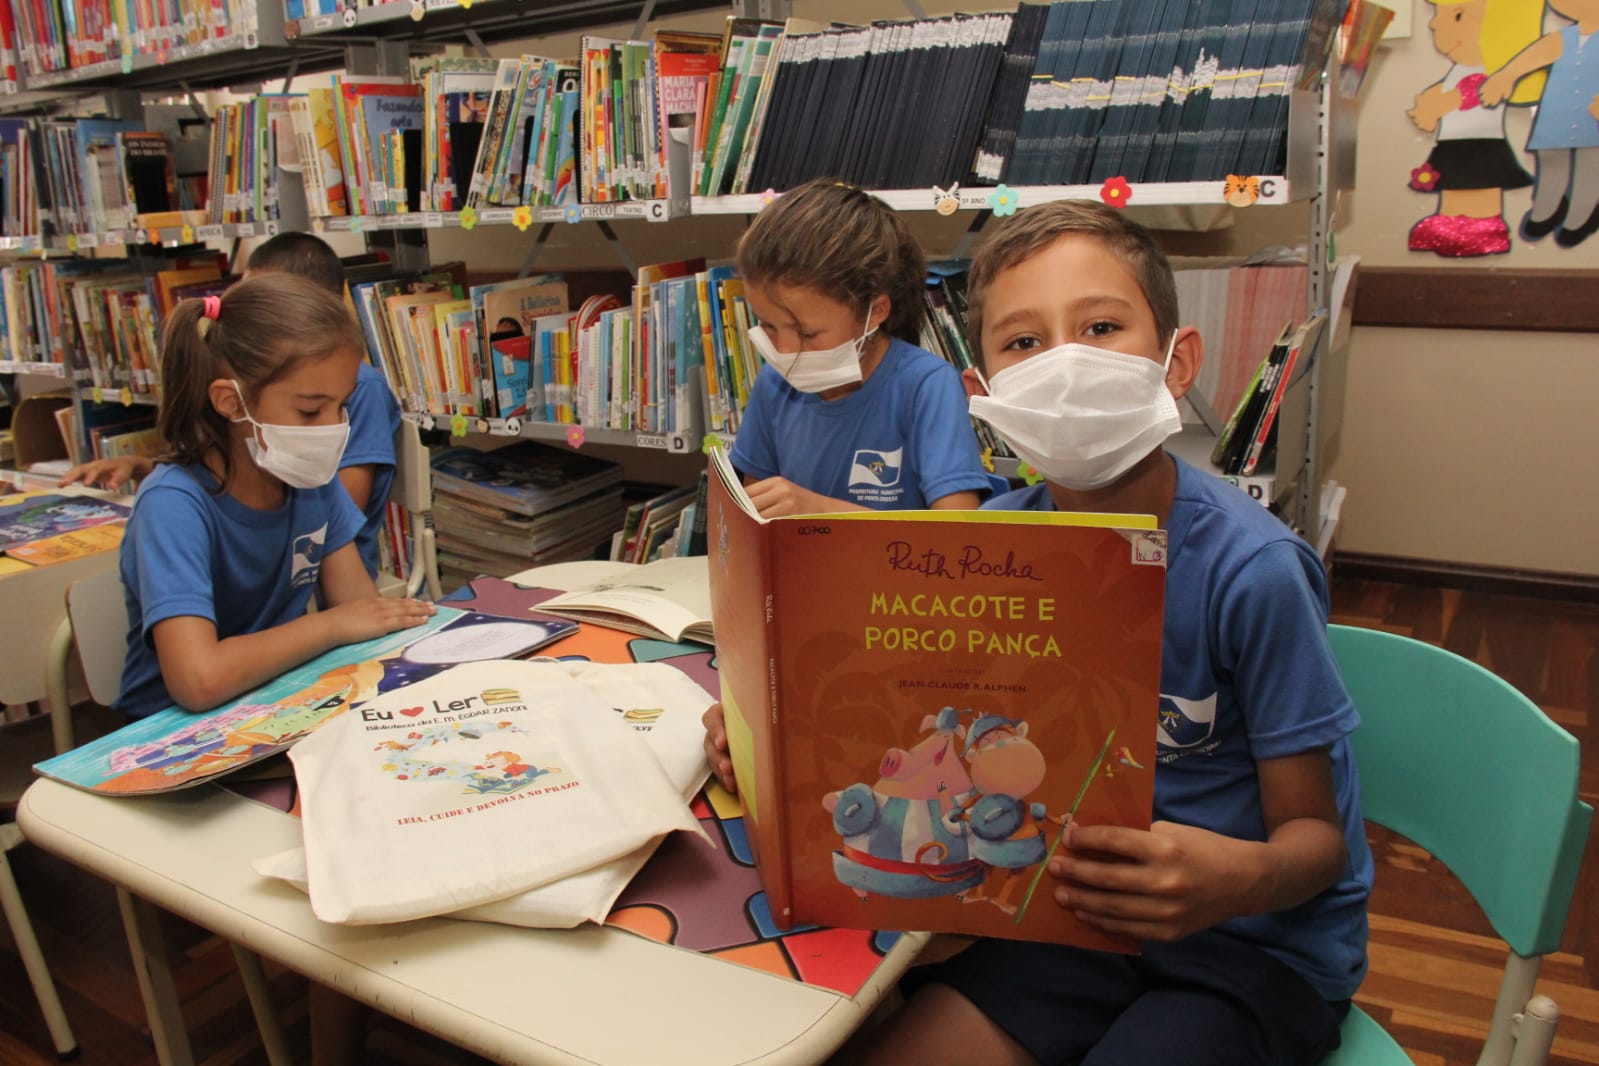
[0,0,1357,552]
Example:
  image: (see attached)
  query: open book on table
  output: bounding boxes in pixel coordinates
[705,445,1166,952]
[32,608,575,796]
[514,556,712,645]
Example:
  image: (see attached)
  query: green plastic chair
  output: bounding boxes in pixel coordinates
[1324,624,1593,1066]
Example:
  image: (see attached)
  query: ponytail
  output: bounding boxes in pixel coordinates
[157,299,234,481]
[156,273,365,486]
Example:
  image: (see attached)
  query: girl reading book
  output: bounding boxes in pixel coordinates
[114,274,434,723]
[729,178,992,516]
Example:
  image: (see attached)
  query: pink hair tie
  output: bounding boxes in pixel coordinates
[202,295,222,320]
[1457,73,1486,110]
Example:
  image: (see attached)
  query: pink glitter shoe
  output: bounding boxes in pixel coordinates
[1429,214,1511,257]
[1408,214,1448,251]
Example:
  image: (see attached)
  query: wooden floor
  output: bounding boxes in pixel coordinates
[1,575,1596,1065]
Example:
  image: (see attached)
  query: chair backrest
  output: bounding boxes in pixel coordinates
[389,418,431,513]
[1328,624,1592,958]
[388,418,441,600]
[66,567,130,707]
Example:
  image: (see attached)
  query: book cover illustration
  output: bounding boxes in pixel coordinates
[4,521,123,566]
[0,494,130,552]
[32,608,576,796]
[706,449,1166,951]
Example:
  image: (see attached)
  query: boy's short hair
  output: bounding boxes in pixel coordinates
[965,200,1179,366]
[246,232,346,295]
[736,178,927,342]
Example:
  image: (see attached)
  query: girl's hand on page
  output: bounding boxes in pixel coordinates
[324,597,436,645]
[702,703,738,794]
[745,476,827,519]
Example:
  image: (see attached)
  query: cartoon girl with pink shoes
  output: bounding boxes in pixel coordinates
[1407,0,1544,256]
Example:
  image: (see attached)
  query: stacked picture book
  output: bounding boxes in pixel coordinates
[429,441,626,592]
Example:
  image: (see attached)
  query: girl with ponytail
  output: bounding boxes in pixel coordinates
[114,272,433,721]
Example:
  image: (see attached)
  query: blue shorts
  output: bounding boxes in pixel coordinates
[905,929,1350,1066]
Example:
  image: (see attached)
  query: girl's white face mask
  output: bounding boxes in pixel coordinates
[230,381,350,490]
[968,333,1181,491]
[748,311,878,393]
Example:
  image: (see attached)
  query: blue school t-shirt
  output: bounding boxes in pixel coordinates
[114,462,364,720]
[985,456,1372,1001]
[343,360,402,575]
[730,337,990,509]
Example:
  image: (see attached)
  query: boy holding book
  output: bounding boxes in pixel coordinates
[703,200,1371,1065]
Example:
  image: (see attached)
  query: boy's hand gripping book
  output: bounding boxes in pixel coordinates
[704,446,1166,953]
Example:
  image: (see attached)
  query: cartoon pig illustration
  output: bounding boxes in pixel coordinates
[946,714,1066,915]
[824,706,986,900]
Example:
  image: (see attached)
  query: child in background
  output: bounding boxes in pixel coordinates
[115,273,433,722]
[703,200,1371,1064]
[729,179,990,516]
[60,232,403,577]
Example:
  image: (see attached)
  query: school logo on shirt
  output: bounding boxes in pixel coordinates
[1156,692,1218,760]
[290,524,329,589]
[848,447,903,489]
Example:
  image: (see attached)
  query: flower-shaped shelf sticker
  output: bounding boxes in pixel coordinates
[1100,177,1132,209]
[701,432,725,456]
[563,202,583,224]
[450,413,469,437]
[1017,461,1044,486]
[459,206,478,231]
[566,425,586,448]
[513,205,533,232]
[988,184,1018,216]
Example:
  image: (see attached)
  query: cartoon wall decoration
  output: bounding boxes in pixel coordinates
[1407,0,1546,256]
[1481,0,1599,246]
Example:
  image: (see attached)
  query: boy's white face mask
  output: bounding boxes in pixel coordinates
[230,381,350,490]
[968,333,1181,491]
[747,311,878,393]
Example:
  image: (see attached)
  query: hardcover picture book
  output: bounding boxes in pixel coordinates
[32,608,576,796]
[704,447,1165,952]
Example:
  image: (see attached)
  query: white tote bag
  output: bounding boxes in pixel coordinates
[286,659,701,924]
[259,660,714,927]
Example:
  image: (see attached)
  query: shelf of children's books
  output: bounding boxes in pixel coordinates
[0,80,17,95]
[0,361,69,378]
[287,0,723,43]
[18,30,321,93]
[693,179,1310,217]
[314,200,676,233]
[402,410,700,454]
